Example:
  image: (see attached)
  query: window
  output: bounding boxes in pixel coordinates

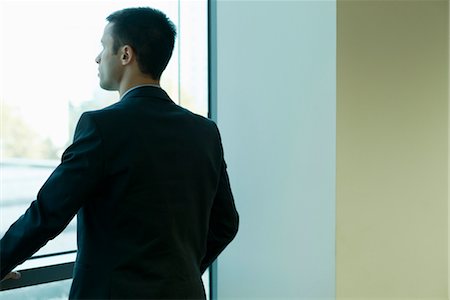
[0,0,209,297]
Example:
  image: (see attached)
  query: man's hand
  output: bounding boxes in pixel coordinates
[1,271,21,282]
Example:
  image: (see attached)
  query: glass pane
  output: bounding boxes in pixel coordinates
[0,279,72,300]
[0,0,207,266]
[179,0,208,116]
[202,270,210,300]
[0,270,209,299]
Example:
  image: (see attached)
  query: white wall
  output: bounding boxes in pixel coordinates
[215,1,336,298]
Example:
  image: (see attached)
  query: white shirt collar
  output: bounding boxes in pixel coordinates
[120,84,161,100]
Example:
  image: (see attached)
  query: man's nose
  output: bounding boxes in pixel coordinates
[95,55,101,64]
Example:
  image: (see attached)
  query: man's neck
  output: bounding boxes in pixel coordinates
[119,77,160,97]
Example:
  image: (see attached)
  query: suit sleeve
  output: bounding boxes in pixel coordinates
[200,125,239,274]
[0,112,104,278]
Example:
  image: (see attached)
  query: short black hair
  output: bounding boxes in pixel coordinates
[106,7,176,80]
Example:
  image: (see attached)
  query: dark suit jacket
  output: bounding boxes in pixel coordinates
[0,86,239,299]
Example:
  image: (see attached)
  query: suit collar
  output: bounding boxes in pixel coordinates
[120,86,173,103]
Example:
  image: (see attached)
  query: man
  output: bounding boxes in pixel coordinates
[0,7,239,299]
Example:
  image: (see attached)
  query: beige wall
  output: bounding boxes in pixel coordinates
[337,0,449,299]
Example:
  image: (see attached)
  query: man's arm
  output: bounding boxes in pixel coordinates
[0,113,104,279]
[200,157,239,274]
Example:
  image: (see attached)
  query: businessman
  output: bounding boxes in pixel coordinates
[0,7,239,299]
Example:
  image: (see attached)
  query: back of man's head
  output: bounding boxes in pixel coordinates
[106,7,176,80]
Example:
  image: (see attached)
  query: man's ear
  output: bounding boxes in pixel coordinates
[120,45,133,65]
